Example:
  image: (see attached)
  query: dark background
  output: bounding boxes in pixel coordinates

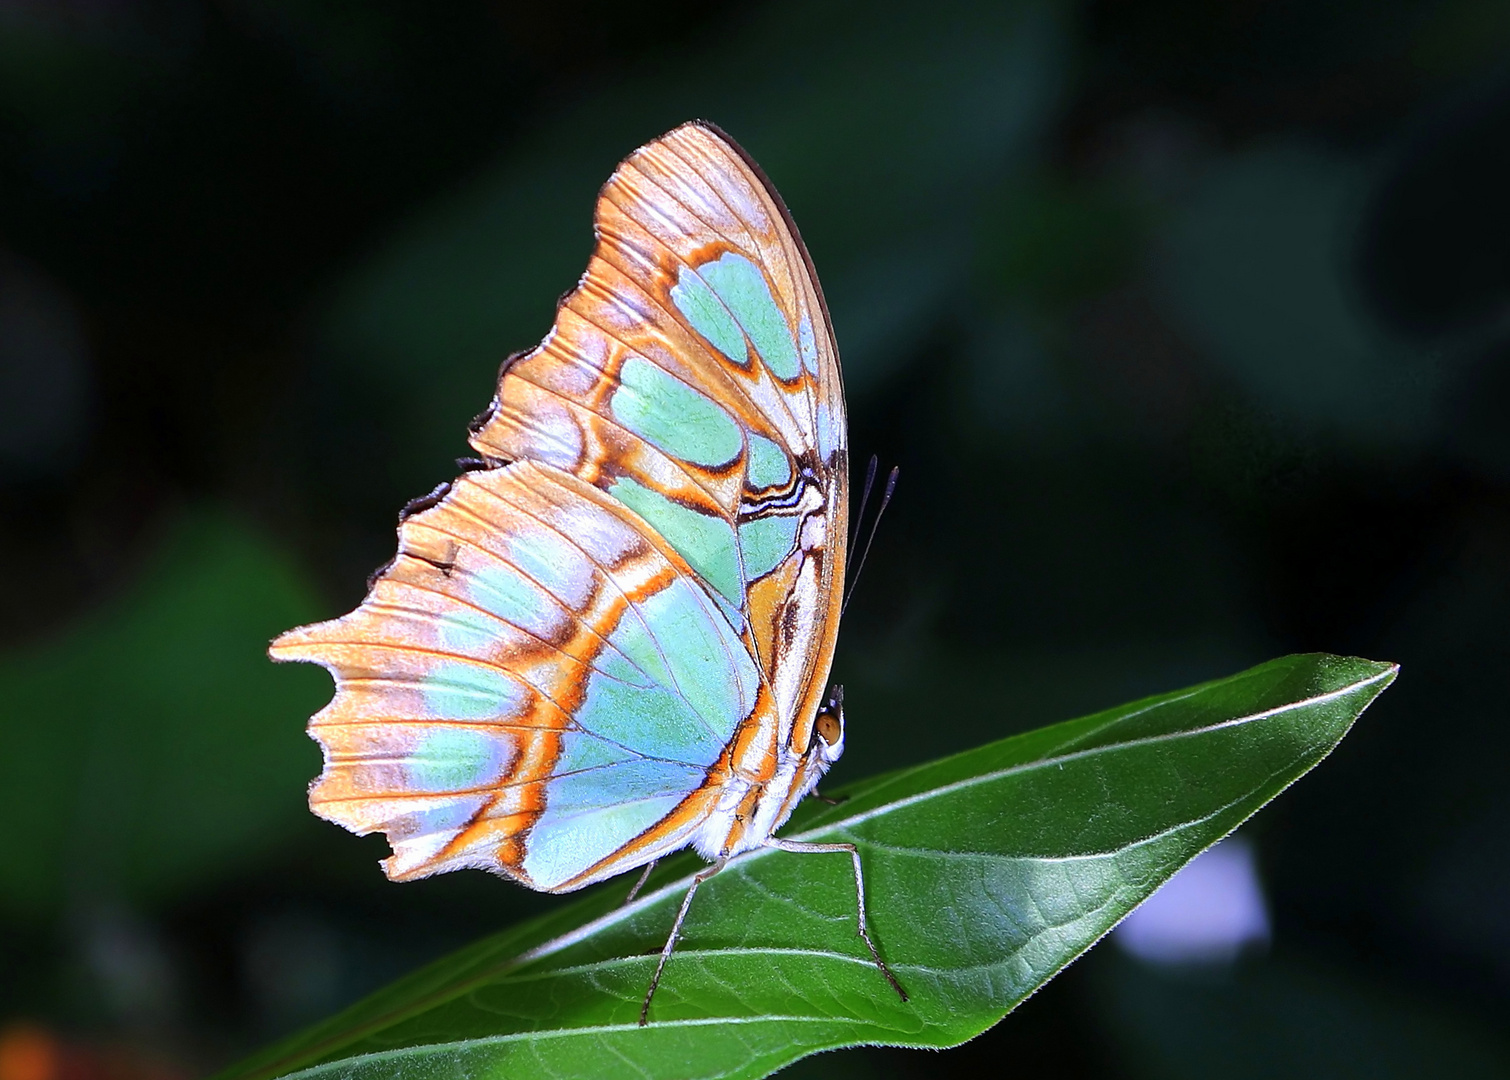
[3,1,1509,1077]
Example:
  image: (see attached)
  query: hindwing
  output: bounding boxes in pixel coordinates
[271,462,776,891]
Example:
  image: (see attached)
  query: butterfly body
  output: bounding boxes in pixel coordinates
[271,121,902,1019]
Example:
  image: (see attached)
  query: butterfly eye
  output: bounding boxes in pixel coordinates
[815,708,843,747]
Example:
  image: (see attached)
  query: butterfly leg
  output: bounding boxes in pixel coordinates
[807,789,847,806]
[639,857,727,1026]
[764,838,908,1002]
[622,859,658,906]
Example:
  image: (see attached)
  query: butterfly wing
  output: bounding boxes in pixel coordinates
[468,122,848,749]
[270,461,770,892]
[274,123,848,888]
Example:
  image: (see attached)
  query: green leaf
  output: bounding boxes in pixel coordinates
[219,652,1394,1080]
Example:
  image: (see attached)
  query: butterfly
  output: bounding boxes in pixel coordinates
[270,120,905,1024]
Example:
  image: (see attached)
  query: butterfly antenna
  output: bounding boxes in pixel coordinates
[842,465,899,616]
[848,454,880,564]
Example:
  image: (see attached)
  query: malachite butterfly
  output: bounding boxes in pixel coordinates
[270,121,905,1023]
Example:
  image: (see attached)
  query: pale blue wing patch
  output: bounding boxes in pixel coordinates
[573,647,726,767]
[607,476,743,606]
[406,727,516,792]
[609,355,742,468]
[547,759,703,810]
[670,253,802,382]
[746,433,792,490]
[555,728,641,773]
[636,575,758,745]
[433,608,498,653]
[518,524,766,888]
[324,722,516,797]
[668,268,746,365]
[697,253,801,381]
[522,759,704,889]
[464,564,566,641]
[709,587,746,635]
[422,660,528,720]
[565,569,756,765]
[798,312,819,374]
[602,598,677,691]
[739,515,800,582]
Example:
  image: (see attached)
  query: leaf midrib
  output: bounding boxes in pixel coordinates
[826,670,1385,833]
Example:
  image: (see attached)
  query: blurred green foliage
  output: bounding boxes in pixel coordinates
[0,514,327,917]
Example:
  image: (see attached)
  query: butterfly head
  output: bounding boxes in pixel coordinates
[813,683,845,764]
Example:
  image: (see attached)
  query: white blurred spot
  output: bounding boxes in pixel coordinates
[1116,836,1271,965]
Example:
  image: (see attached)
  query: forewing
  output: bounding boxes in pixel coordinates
[469,121,849,742]
[270,461,771,892]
